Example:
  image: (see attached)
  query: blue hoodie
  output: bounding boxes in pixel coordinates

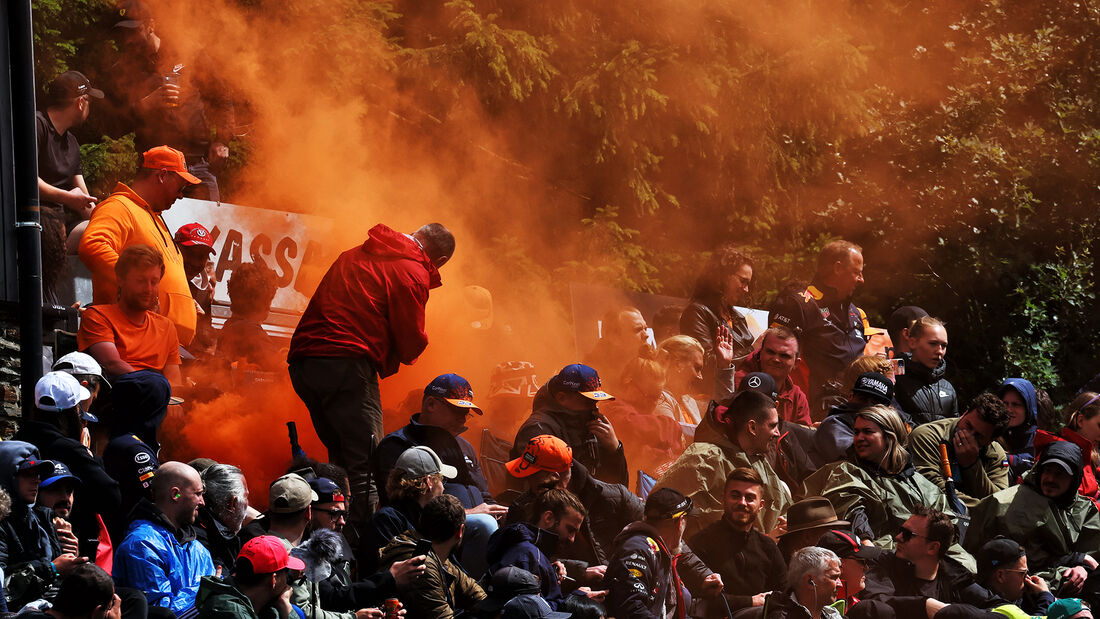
[999,378,1038,481]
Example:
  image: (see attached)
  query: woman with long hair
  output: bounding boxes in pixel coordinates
[679,245,758,400]
[802,405,950,549]
[655,335,709,428]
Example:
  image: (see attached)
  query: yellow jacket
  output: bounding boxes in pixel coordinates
[79,182,197,345]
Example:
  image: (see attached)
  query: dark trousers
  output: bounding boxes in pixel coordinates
[289,357,382,529]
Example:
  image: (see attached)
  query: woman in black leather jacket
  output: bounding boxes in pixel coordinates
[678,245,757,400]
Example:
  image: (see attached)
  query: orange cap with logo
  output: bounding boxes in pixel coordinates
[141,145,202,185]
[506,434,573,478]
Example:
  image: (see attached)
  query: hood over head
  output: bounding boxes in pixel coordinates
[361,224,441,289]
[0,441,48,503]
[999,378,1038,426]
[1026,440,1084,508]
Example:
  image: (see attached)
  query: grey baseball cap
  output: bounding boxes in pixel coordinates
[395,446,457,480]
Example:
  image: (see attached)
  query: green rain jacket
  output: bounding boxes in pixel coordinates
[655,407,792,535]
[908,417,1009,508]
[963,440,1100,586]
[195,575,280,619]
[802,455,949,549]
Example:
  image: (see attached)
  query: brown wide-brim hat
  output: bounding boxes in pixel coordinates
[780,496,849,537]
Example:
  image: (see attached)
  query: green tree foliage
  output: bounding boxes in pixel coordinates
[33,0,1100,399]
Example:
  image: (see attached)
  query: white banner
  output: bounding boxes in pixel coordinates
[162,198,336,313]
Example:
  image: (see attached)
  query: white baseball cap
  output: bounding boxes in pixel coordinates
[53,351,111,389]
[35,371,93,417]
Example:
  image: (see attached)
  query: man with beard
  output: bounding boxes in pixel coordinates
[486,489,586,607]
[114,461,216,616]
[606,488,723,618]
[78,244,181,450]
[689,467,787,616]
[196,536,300,619]
[655,390,789,536]
[195,464,249,572]
[965,441,1100,596]
[35,461,83,557]
[80,146,202,346]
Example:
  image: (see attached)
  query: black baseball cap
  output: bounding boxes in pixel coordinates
[817,530,878,561]
[887,306,928,342]
[739,372,778,401]
[852,372,894,405]
[475,566,542,614]
[308,477,345,504]
[976,538,1025,579]
[45,71,104,107]
[645,487,693,521]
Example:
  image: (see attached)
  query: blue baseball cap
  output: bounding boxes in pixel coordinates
[40,461,82,489]
[424,374,483,414]
[549,364,614,401]
[308,477,345,504]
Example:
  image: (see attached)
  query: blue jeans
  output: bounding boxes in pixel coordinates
[460,513,499,579]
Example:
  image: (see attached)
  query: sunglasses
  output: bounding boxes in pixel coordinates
[897,527,928,542]
[316,508,347,520]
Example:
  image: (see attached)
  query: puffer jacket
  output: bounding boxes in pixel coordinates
[894,354,958,426]
[998,378,1039,481]
[287,224,442,377]
[485,522,563,605]
[0,441,58,610]
[512,385,629,487]
[113,498,216,614]
[964,440,1100,583]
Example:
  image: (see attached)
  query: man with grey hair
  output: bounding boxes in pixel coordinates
[763,546,844,619]
[195,463,249,572]
[288,222,454,536]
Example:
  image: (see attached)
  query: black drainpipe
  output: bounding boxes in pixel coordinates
[9,0,43,419]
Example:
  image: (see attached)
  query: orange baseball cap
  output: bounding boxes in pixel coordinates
[506,435,572,478]
[141,145,202,185]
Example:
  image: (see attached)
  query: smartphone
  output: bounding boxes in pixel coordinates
[890,357,906,376]
[415,538,433,557]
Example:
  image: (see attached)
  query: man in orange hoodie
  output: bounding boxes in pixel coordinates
[79,145,199,346]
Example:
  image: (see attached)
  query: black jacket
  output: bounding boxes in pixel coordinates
[680,296,755,399]
[606,522,691,619]
[689,518,786,616]
[512,386,628,487]
[893,354,958,426]
[769,282,867,409]
[504,461,642,566]
[372,414,493,508]
[15,420,122,558]
[358,499,421,576]
[194,505,242,572]
[861,550,1004,613]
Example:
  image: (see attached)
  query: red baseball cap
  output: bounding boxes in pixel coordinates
[141,145,202,185]
[238,535,305,573]
[174,223,216,254]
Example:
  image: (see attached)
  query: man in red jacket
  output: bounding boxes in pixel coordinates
[735,326,812,426]
[287,222,454,531]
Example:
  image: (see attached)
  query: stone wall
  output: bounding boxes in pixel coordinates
[0,303,20,436]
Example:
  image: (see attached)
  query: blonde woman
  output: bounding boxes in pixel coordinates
[803,405,949,549]
[655,335,714,427]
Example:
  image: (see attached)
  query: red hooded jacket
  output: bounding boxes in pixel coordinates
[288,224,441,377]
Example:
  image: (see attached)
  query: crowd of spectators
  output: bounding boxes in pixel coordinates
[23,6,1100,618]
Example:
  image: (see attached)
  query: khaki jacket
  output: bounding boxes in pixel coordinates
[908,416,1009,508]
